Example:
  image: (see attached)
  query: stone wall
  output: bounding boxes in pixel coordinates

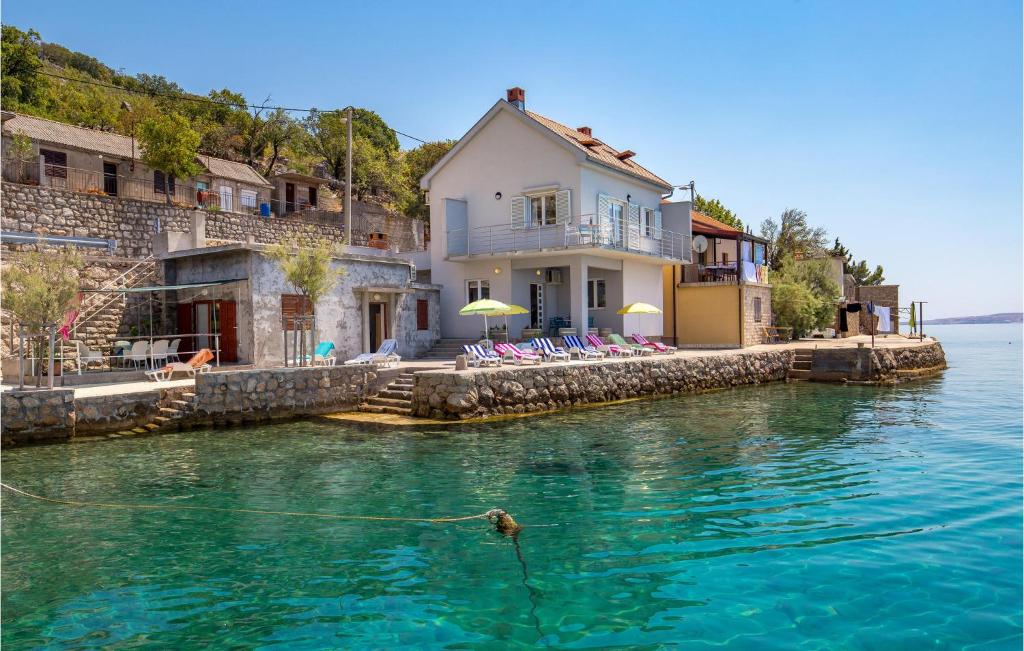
[809,341,946,383]
[855,285,900,334]
[742,283,773,347]
[189,364,378,425]
[0,389,75,445]
[74,391,165,435]
[411,351,794,420]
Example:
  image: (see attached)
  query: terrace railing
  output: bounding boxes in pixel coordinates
[447,213,692,262]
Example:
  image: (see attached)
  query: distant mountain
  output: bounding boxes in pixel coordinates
[923,313,1023,325]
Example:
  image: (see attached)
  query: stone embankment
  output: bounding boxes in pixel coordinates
[411,350,794,420]
[807,341,946,384]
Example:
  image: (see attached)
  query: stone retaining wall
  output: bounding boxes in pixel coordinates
[809,341,946,384]
[188,364,378,426]
[411,351,795,420]
[1,389,76,445]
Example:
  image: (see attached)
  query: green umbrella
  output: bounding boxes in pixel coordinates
[459,299,512,339]
[908,303,916,334]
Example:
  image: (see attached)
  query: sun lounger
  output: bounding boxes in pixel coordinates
[307,341,336,366]
[586,333,632,357]
[632,333,677,354]
[146,349,214,382]
[463,344,502,367]
[345,339,401,368]
[531,337,571,362]
[563,335,605,360]
[608,333,652,356]
[494,342,541,365]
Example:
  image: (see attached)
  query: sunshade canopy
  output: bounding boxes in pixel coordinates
[459,299,512,316]
[617,302,662,315]
[81,280,242,293]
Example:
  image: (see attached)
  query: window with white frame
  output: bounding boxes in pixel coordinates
[530,193,558,227]
[642,207,657,237]
[607,202,624,244]
[240,189,258,210]
[466,279,490,303]
[588,279,606,309]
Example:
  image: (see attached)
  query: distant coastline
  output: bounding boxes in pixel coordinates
[920,313,1023,325]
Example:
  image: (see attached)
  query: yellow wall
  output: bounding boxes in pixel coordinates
[662,267,742,345]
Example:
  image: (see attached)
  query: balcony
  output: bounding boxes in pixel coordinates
[447,213,692,263]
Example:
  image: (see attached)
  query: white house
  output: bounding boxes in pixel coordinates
[419,88,692,340]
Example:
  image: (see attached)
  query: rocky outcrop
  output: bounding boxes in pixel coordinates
[411,351,794,420]
[1,389,76,445]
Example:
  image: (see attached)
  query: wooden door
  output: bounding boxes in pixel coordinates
[216,300,238,362]
[285,183,295,213]
[103,162,118,196]
[176,304,193,357]
[369,303,387,352]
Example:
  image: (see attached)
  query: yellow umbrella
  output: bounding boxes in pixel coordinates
[617,302,662,337]
[491,304,528,338]
[459,299,512,338]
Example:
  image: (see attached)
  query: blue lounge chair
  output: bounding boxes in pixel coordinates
[309,341,336,366]
[463,344,502,367]
[531,337,571,362]
[563,335,605,360]
[345,339,401,368]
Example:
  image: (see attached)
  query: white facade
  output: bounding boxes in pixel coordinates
[421,95,693,340]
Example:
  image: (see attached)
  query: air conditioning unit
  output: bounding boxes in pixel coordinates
[545,269,563,284]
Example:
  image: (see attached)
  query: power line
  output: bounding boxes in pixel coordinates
[37,69,432,144]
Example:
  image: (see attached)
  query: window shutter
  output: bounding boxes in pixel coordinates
[627,202,640,248]
[510,195,527,229]
[597,193,610,224]
[416,299,429,330]
[628,202,640,225]
[555,189,571,224]
[654,209,663,240]
[154,170,165,193]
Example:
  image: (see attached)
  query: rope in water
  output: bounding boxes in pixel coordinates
[0,482,500,525]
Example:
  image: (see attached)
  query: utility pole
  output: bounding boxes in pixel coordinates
[344,106,353,246]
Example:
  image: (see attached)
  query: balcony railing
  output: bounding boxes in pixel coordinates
[447,213,692,262]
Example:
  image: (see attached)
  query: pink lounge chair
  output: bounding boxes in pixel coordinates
[494,342,541,365]
[587,333,632,358]
[631,333,677,354]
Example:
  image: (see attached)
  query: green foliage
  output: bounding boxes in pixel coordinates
[692,194,742,230]
[759,208,829,270]
[137,113,202,202]
[770,255,841,337]
[830,238,885,285]
[265,238,344,308]
[5,133,35,182]
[1,246,84,328]
[2,25,43,107]
[401,140,456,218]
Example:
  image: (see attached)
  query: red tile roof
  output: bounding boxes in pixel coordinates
[690,210,742,238]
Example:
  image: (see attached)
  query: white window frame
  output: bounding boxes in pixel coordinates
[240,188,258,210]
[607,200,625,244]
[466,279,490,303]
[587,278,606,309]
[642,207,657,238]
[219,185,234,212]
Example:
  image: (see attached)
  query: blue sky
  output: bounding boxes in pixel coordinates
[5,0,1021,318]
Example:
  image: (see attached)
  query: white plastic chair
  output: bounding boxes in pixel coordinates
[125,341,150,369]
[74,340,104,373]
[150,340,170,368]
[167,338,181,362]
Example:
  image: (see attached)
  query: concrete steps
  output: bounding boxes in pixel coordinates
[788,350,815,380]
[360,371,419,415]
[416,339,477,360]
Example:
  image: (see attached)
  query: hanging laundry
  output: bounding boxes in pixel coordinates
[874,306,891,333]
[839,309,849,332]
[846,303,862,313]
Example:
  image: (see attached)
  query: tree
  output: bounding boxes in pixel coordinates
[2,246,84,386]
[770,255,841,338]
[137,113,202,204]
[1,26,43,107]
[692,194,742,230]
[830,237,885,285]
[302,108,405,200]
[303,109,348,181]
[260,108,304,176]
[266,238,344,308]
[6,133,35,182]
[760,208,829,270]
[401,140,456,218]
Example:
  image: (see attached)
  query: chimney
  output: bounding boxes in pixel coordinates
[577,126,592,137]
[506,87,525,111]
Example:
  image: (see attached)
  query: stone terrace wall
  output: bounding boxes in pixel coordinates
[412,351,794,420]
[810,341,946,384]
[1,389,76,445]
[189,364,378,426]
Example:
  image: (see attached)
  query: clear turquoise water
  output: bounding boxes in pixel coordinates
[3,325,1021,649]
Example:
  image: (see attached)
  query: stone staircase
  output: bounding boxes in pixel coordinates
[415,338,477,360]
[116,389,198,436]
[788,349,814,380]
[360,372,417,415]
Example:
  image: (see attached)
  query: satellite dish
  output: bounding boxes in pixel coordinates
[692,235,708,253]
